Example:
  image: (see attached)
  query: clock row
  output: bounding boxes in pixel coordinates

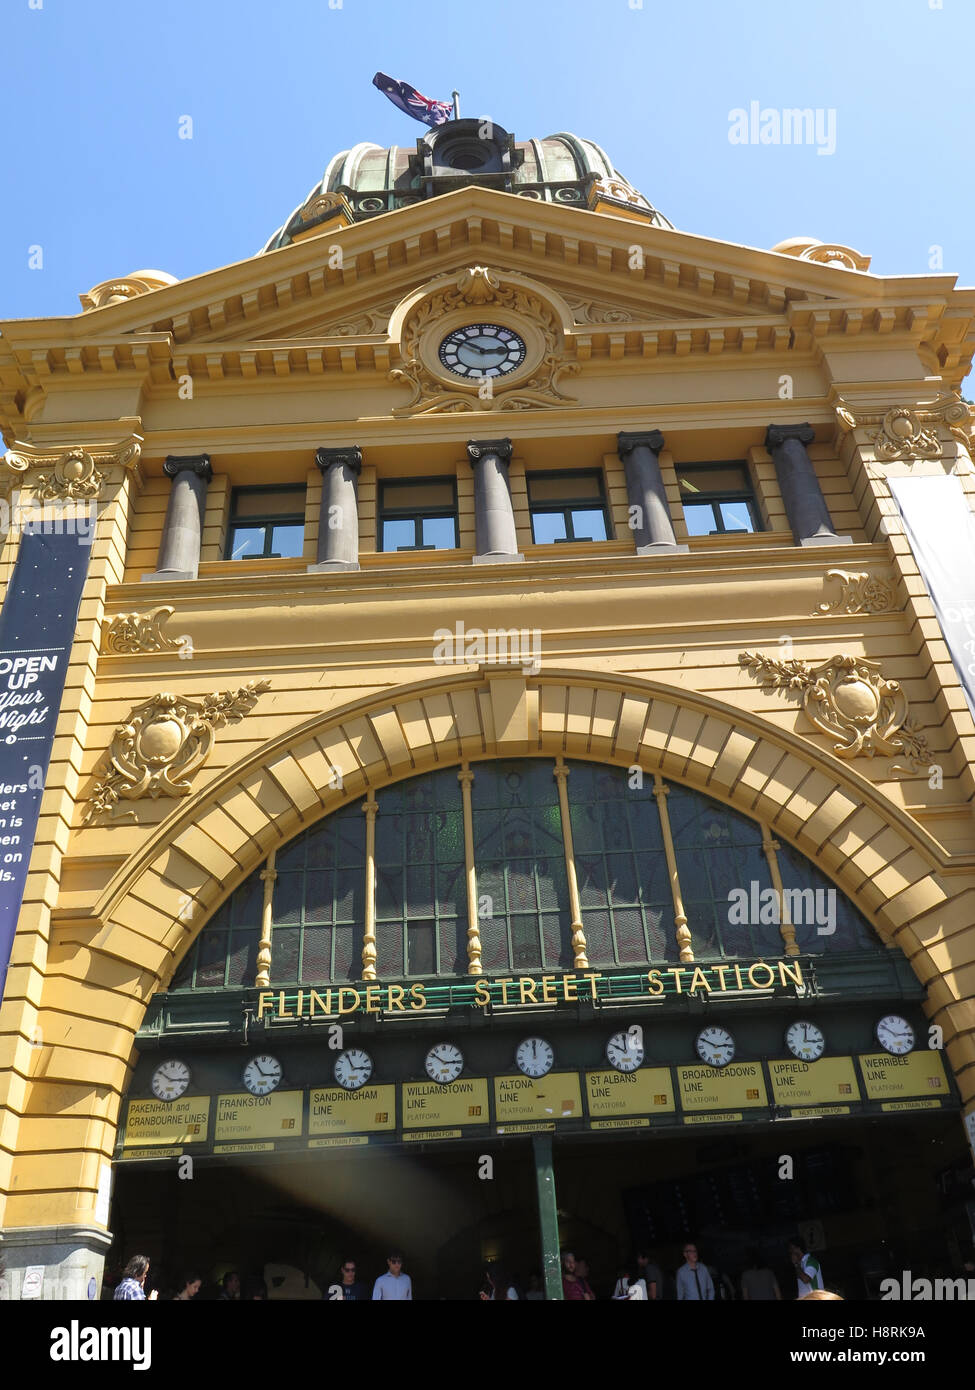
[149,1014,916,1099]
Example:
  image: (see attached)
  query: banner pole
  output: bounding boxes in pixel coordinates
[452,90,460,119]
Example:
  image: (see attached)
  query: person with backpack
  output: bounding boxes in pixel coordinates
[788,1237,824,1299]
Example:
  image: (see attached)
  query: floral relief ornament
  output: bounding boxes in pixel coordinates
[1,436,142,499]
[85,680,271,821]
[101,606,184,655]
[816,569,898,615]
[739,651,932,765]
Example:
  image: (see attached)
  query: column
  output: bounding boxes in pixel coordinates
[308,445,362,572]
[467,438,524,564]
[361,794,379,980]
[765,423,851,546]
[254,849,278,989]
[652,775,694,963]
[533,1134,563,1301]
[457,764,482,976]
[142,454,212,581]
[617,430,688,555]
[553,757,589,970]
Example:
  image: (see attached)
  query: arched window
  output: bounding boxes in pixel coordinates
[170,758,883,990]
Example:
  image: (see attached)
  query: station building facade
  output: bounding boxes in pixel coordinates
[1,119,975,1298]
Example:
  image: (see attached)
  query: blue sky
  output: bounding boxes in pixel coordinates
[1,0,972,338]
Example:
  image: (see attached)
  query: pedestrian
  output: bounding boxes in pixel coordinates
[372,1251,412,1300]
[561,1251,593,1301]
[787,1237,824,1299]
[479,1265,518,1300]
[635,1248,661,1300]
[676,1242,714,1301]
[113,1254,158,1302]
[740,1248,781,1301]
[612,1265,648,1299]
[524,1271,545,1301]
[173,1271,201,1301]
[217,1270,240,1301]
[331,1258,368,1301]
[575,1256,596,1300]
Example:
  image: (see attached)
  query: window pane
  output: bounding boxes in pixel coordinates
[232,489,305,518]
[407,922,436,975]
[229,525,266,559]
[719,502,754,532]
[382,481,455,510]
[382,518,417,551]
[528,473,602,503]
[531,512,568,544]
[421,515,457,549]
[678,466,750,495]
[270,523,304,557]
[569,508,608,541]
[683,504,716,536]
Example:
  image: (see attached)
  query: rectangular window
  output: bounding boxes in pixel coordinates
[527,471,610,544]
[677,463,760,536]
[379,478,458,552]
[226,486,305,559]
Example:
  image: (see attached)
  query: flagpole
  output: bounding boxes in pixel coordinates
[452,90,460,119]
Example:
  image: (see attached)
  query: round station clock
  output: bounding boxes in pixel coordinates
[425,1043,464,1085]
[785,1021,826,1062]
[606,1028,644,1073]
[695,1026,736,1068]
[516,1037,554,1079]
[151,1059,191,1102]
[242,1054,283,1096]
[876,1015,914,1056]
[438,324,527,379]
[334,1048,374,1091]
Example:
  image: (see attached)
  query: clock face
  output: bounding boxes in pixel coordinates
[785,1021,825,1062]
[243,1054,283,1096]
[334,1048,374,1091]
[438,324,527,379]
[876,1015,914,1056]
[516,1037,554,1079]
[425,1043,464,1085]
[695,1026,736,1068]
[151,1059,191,1102]
[607,1028,644,1073]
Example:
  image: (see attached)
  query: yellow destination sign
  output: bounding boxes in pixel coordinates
[214,1091,303,1142]
[591,1118,650,1131]
[769,1056,860,1107]
[677,1063,767,1112]
[403,1129,462,1141]
[495,1122,556,1134]
[494,1072,582,1122]
[790,1106,851,1118]
[586,1068,675,1117]
[124,1096,211,1147]
[684,1112,744,1125]
[858,1051,949,1102]
[402,1078,489,1129]
[308,1085,396,1136]
[881,1099,942,1113]
[309,1136,369,1149]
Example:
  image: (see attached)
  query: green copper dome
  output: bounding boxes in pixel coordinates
[262,120,672,252]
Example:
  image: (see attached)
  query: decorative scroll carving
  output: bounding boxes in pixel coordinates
[1,435,143,497]
[800,243,868,271]
[835,397,972,461]
[564,295,634,325]
[817,570,898,616]
[739,651,932,763]
[34,448,105,501]
[389,266,579,416]
[84,680,271,821]
[80,271,176,312]
[102,606,183,655]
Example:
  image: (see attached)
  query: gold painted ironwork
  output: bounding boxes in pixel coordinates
[553,756,589,970]
[761,826,800,957]
[362,794,379,980]
[255,848,277,989]
[457,763,482,976]
[653,774,694,963]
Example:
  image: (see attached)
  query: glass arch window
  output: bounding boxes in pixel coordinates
[170,758,886,990]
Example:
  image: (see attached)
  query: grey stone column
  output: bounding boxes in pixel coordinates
[308,445,362,572]
[766,424,851,546]
[617,430,688,554]
[467,438,524,564]
[142,454,212,582]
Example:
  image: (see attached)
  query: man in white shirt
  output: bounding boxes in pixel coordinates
[788,1238,824,1298]
[372,1251,413,1300]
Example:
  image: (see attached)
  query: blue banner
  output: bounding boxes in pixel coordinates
[0,530,90,1000]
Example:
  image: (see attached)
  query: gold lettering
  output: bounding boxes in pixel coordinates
[540,975,557,1004]
[473,979,491,1008]
[646,969,663,997]
[410,983,427,1011]
[364,985,381,1014]
[387,985,406,1011]
[689,968,712,993]
[778,960,804,989]
[296,989,305,1019]
[668,968,685,995]
[497,978,515,1005]
[562,974,578,1001]
[584,973,602,1000]
[733,964,743,989]
[519,977,538,1004]
[338,987,360,1015]
[714,966,730,991]
[257,991,275,1021]
[748,961,775,989]
[310,989,331,1016]
[278,990,294,1019]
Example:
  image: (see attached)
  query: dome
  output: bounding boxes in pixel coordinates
[261,119,672,252]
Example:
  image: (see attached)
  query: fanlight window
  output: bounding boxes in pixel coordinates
[170,759,882,990]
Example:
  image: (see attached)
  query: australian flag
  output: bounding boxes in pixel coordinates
[373,72,453,127]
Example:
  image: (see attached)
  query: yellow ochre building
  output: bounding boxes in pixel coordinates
[1,118,975,1300]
